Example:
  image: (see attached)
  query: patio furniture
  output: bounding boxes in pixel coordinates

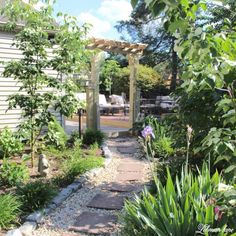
[76,93,129,116]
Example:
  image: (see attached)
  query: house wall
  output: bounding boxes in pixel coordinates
[0,31,63,130]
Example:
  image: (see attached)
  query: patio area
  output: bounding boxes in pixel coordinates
[65,114,130,135]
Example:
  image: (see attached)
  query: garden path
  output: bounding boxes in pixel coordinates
[33,137,151,236]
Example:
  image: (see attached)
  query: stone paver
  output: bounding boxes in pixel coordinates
[62,233,82,236]
[117,163,144,172]
[117,146,136,154]
[115,171,143,182]
[69,212,117,235]
[102,182,137,192]
[87,192,126,210]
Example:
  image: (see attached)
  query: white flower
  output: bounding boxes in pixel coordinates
[218,183,233,192]
[229,199,236,206]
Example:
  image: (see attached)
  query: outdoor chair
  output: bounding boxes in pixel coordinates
[109,94,129,116]
[76,93,128,115]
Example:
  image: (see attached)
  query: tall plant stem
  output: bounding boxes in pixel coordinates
[146,140,158,186]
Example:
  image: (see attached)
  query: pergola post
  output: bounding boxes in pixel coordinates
[86,52,104,130]
[128,54,140,129]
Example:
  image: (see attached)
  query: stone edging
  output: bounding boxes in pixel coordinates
[6,142,112,236]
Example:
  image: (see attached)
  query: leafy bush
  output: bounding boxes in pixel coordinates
[45,118,68,150]
[16,181,57,213]
[0,127,24,159]
[100,59,121,95]
[199,127,236,181]
[82,129,105,146]
[112,64,162,98]
[67,131,81,147]
[0,194,21,229]
[0,160,29,187]
[153,136,174,158]
[121,163,235,235]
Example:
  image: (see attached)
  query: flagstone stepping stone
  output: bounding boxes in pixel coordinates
[69,211,117,235]
[117,163,144,172]
[117,146,136,154]
[62,233,82,236]
[115,171,143,182]
[87,193,125,210]
[102,182,137,192]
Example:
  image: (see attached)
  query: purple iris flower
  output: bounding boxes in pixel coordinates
[141,126,155,139]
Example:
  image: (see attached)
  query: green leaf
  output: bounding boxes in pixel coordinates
[180,0,189,7]
[195,27,202,36]
[131,0,138,8]
[225,165,236,173]
[205,205,214,224]
[152,2,166,16]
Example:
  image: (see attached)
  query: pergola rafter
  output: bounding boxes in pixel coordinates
[87,38,147,55]
[86,38,147,131]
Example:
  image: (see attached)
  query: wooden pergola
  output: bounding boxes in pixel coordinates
[85,38,147,131]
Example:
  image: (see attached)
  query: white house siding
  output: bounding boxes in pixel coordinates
[0,31,63,130]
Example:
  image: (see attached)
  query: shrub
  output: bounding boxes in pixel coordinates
[67,131,81,147]
[0,127,24,158]
[0,160,29,187]
[121,163,235,235]
[153,136,174,158]
[16,181,57,213]
[112,64,162,98]
[0,194,21,230]
[82,129,105,146]
[45,118,68,150]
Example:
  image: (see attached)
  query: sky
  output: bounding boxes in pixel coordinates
[53,0,133,40]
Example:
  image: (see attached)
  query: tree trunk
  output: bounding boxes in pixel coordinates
[170,37,178,91]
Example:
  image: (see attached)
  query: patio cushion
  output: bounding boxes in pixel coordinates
[110,95,125,105]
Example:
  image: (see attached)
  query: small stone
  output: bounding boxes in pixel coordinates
[52,188,73,206]
[67,182,82,192]
[43,203,57,214]
[6,229,22,236]
[104,150,112,158]
[26,211,43,223]
[19,221,37,236]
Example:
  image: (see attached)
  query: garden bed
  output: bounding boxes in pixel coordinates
[0,129,106,234]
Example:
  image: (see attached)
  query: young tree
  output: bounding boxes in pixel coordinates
[2,0,89,166]
[116,0,178,90]
[100,60,121,95]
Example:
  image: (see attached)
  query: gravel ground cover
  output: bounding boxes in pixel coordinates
[33,138,150,236]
